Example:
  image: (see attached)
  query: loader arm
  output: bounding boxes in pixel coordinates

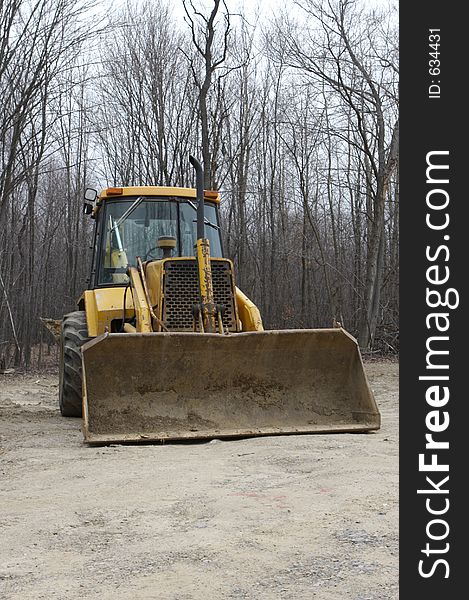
[127,266,152,333]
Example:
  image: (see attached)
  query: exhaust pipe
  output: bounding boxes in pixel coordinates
[189,155,216,332]
[189,155,205,240]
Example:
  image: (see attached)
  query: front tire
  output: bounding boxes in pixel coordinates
[59,311,90,417]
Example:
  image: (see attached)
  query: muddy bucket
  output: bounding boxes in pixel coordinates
[81,328,380,444]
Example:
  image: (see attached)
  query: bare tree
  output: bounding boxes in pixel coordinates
[182,0,231,188]
[274,0,398,347]
[97,0,195,186]
[0,0,96,367]
[0,0,399,368]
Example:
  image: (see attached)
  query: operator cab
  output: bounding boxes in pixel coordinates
[86,188,223,287]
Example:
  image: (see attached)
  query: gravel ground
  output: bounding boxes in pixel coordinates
[0,361,398,599]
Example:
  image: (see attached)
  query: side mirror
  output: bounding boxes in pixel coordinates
[84,188,97,202]
[83,188,97,217]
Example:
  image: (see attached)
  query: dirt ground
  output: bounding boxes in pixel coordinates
[0,361,398,600]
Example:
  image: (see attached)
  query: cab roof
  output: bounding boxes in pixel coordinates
[99,186,221,204]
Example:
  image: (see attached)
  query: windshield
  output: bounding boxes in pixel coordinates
[98,198,223,285]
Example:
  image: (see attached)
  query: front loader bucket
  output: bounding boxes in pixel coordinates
[81,329,380,444]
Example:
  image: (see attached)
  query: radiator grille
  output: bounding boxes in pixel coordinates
[163,259,237,332]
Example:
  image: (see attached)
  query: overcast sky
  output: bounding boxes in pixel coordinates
[169,0,395,21]
[108,0,396,28]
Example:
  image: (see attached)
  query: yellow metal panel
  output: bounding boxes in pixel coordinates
[235,287,264,332]
[83,290,98,337]
[99,186,221,204]
[84,288,134,337]
[144,260,164,322]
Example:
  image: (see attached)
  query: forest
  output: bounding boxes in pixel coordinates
[0,0,398,369]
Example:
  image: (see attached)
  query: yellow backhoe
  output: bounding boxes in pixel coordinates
[59,156,380,444]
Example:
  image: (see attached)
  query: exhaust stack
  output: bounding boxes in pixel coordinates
[189,155,216,333]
